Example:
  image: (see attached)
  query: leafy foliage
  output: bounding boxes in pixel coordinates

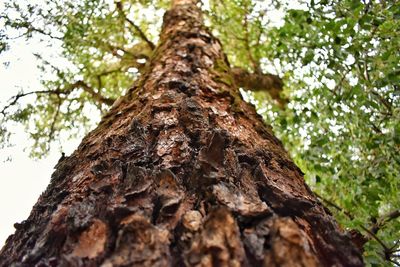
[1,0,399,265]
[264,2,400,265]
[210,0,399,265]
[0,0,163,156]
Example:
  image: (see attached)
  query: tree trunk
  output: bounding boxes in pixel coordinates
[0,1,363,266]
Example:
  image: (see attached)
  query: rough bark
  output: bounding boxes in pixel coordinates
[0,1,363,266]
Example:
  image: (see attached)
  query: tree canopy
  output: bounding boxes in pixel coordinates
[0,0,399,265]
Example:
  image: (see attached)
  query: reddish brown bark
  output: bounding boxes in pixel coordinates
[0,1,363,266]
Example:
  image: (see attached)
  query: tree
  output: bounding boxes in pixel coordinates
[1,0,399,265]
[0,0,365,265]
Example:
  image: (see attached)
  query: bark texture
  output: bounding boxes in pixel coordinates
[0,1,363,266]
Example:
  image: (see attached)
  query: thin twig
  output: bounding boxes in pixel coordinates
[72,80,115,106]
[371,210,400,234]
[6,24,63,41]
[1,80,115,118]
[33,54,115,106]
[1,90,63,116]
[314,192,394,253]
[314,192,353,219]
[115,1,155,50]
[242,2,261,74]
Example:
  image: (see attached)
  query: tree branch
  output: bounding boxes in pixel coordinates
[0,90,63,117]
[241,3,262,75]
[314,192,354,219]
[115,2,155,50]
[1,80,115,118]
[371,210,400,234]
[231,67,286,107]
[25,25,63,40]
[72,81,115,106]
[3,18,63,41]
[32,54,115,107]
[314,192,400,263]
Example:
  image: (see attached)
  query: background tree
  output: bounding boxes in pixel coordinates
[0,0,399,265]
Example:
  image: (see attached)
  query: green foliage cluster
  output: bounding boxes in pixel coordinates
[208,1,399,265]
[1,0,399,265]
[0,0,163,156]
